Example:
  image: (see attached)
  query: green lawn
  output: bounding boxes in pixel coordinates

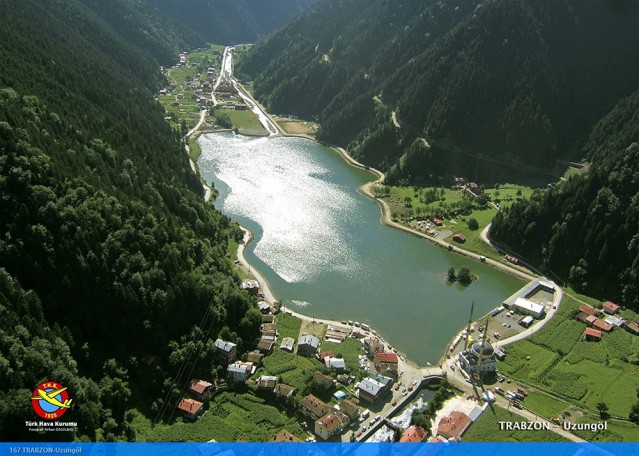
[463,405,568,442]
[523,391,570,419]
[132,392,307,442]
[484,183,534,208]
[225,109,266,134]
[498,294,639,419]
[572,416,639,442]
[321,338,365,378]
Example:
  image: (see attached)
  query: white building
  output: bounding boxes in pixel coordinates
[513,297,545,319]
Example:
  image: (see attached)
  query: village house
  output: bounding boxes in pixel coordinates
[299,394,331,420]
[315,412,347,441]
[604,315,625,328]
[324,357,346,372]
[257,338,275,353]
[624,320,639,335]
[357,374,393,404]
[452,233,466,243]
[363,337,384,356]
[374,352,399,378]
[400,425,427,443]
[603,301,621,315]
[318,351,334,362]
[262,323,278,333]
[584,328,602,342]
[579,304,597,316]
[313,371,335,391]
[468,182,482,196]
[257,375,278,391]
[338,399,360,421]
[258,301,271,314]
[214,339,237,364]
[177,397,204,420]
[227,361,253,383]
[280,337,295,352]
[437,411,471,441]
[272,429,303,442]
[274,383,297,399]
[188,379,214,401]
[262,329,278,338]
[298,334,321,356]
[261,314,275,324]
[246,350,264,366]
[240,279,260,296]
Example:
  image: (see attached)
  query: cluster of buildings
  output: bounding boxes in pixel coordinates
[576,300,636,341]
[298,394,362,441]
[176,378,216,420]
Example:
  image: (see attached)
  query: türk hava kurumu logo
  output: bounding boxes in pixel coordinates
[31,381,72,420]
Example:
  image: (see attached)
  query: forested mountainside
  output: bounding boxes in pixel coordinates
[148,0,316,45]
[78,0,205,65]
[237,0,639,184]
[0,0,259,440]
[491,88,639,310]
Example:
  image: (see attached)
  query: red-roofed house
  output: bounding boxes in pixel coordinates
[452,234,466,243]
[437,411,471,441]
[432,218,444,226]
[272,429,303,442]
[177,398,204,420]
[315,412,346,441]
[584,328,602,341]
[400,425,427,442]
[318,351,334,362]
[603,301,620,315]
[375,352,399,378]
[579,304,597,316]
[188,379,213,401]
[592,318,613,332]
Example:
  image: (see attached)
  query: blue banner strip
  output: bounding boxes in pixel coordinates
[1,442,639,456]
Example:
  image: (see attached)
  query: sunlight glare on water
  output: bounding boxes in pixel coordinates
[199,134,360,283]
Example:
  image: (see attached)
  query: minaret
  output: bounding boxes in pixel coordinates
[463,300,474,350]
[476,316,490,376]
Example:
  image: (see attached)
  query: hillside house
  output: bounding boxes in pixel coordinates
[298,334,321,356]
[177,397,204,420]
[214,339,237,364]
[299,394,331,420]
[188,379,214,401]
[603,301,620,315]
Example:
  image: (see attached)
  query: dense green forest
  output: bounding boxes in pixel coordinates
[148,0,316,45]
[237,0,639,185]
[491,87,639,310]
[0,0,259,441]
[78,0,206,65]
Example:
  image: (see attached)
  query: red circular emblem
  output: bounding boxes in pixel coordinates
[31,381,71,420]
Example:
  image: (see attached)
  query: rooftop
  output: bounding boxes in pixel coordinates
[215,339,237,352]
[177,398,204,415]
[316,412,344,433]
[299,334,321,348]
[375,352,399,364]
[400,425,427,443]
[437,411,471,440]
[189,379,213,395]
[272,429,302,443]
